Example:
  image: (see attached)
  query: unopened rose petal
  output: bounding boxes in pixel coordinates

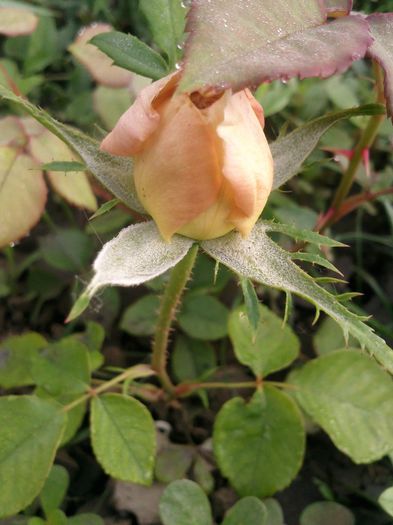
[100,72,179,156]
[217,91,273,236]
[134,94,222,240]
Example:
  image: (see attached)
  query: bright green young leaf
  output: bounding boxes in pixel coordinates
[293,350,393,463]
[180,0,372,93]
[0,7,38,36]
[202,222,393,373]
[155,446,194,484]
[0,396,66,518]
[40,465,69,516]
[240,278,260,333]
[172,335,216,382]
[270,105,385,190]
[45,509,67,525]
[68,23,133,88]
[120,294,160,337]
[178,295,229,341]
[0,332,47,388]
[300,501,355,525]
[90,31,169,80]
[139,0,186,66]
[0,84,143,213]
[378,487,393,517]
[90,393,156,484]
[31,338,90,396]
[223,497,267,525]
[228,304,300,378]
[213,388,305,498]
[367,14,393,120]
[0,146,46,248]
[159,479,213,525]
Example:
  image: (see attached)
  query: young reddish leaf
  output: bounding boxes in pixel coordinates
[367,13,393,120]
[68,23,133,88]
[0,8,38,37]
[180,0,372,93]
[324,0,352,17]
[0,146,47,248]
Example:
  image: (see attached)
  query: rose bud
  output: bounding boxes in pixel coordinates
[101,72,274,242]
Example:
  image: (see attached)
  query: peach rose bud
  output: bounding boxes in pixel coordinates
[101,73,274,242]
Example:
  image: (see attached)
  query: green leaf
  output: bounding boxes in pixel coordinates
[45,509,67,525]
[0,396,66,518]
[313,317,359,355]
[70,222,193,320]
[290,252,342,275]
[202,222,393,373]
[154,446,194,483]
[178,295,229,341]
[90,31,169,80]
[159,479,213,525]
[223,497,267,525]
[0,84,143,213]
[270,105,386,189]
[41,161,86,172]
[264,499,285,525]
[378,487,393,517]
[120,294,160,337]
[24,16,58,75]
[139,0,186,66]
[90,393,156,484]
[0,332,47,388]
[193,455,214,494]
[67,515,104,525]
[265,221,346,248]
[180,1,372,93]
[89,199,120,220]
[40,229,93,272]
[172,335,216,382]
[213,388,305,498]
[31,337,90,396]
[292,350,393,463]
[300,501,355,525]
[40,465,69,516]
[228,304,300,378]
[240,278,260,333]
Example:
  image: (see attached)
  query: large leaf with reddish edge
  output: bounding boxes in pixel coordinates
[202,221,393,373]
[0,84,144,213]
[180,0,372,93]
[0,7,38,36]
[367,14,393,120]
[271,104,385,189]
[324,0,352,16]
[0,146,46,248]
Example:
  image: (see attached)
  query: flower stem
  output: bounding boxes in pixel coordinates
[327,62,386,228]
[151,244,199,393]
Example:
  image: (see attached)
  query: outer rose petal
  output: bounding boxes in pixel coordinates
[134,93,223,241]
[100,72,179,156]
[216,90,273,236]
